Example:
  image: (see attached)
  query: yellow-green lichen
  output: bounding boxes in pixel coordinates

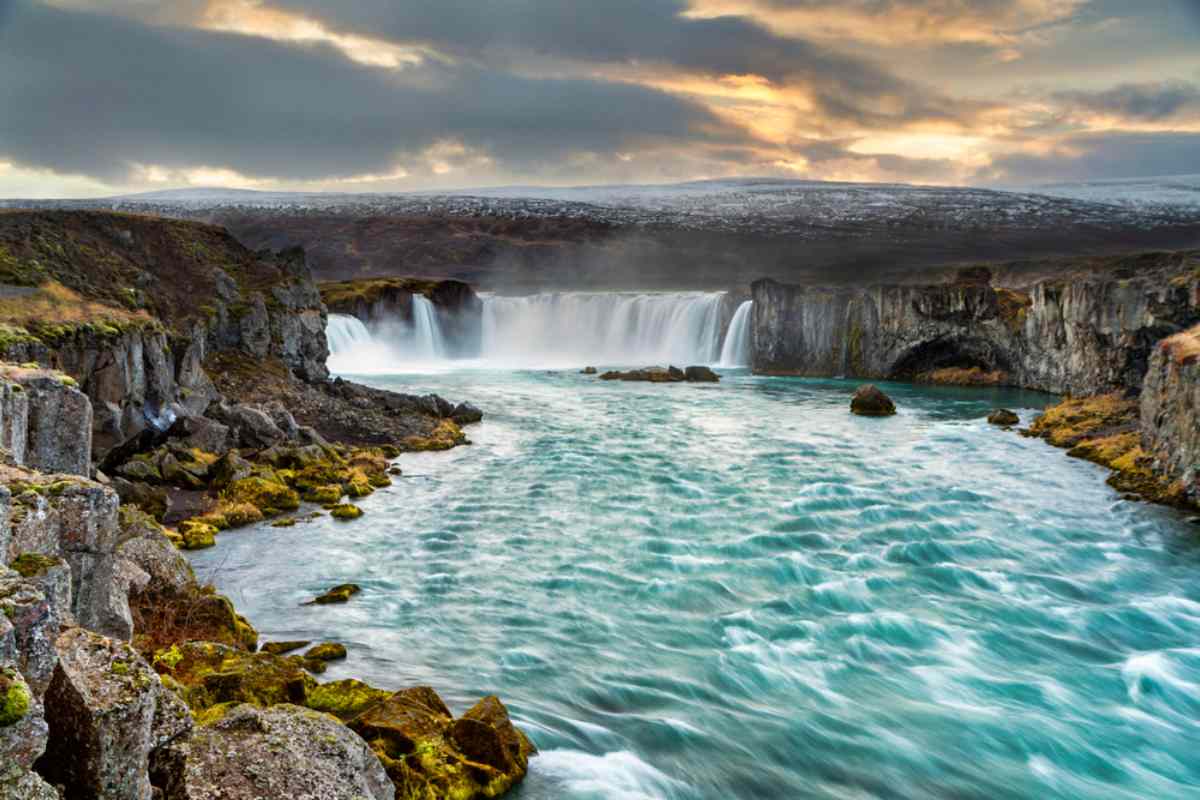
[0,668,31,727]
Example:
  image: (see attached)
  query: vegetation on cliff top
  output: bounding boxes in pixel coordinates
[0,280,160,345]
[0,210,309,334]
[319,277,443,310]
[1025,394,1190,507]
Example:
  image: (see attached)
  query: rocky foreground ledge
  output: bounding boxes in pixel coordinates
[1016,323,1200,510]
[0,210,532,798]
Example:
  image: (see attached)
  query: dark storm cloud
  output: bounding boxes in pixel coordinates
[1053,81,1200,122]
[267,0,969,126]
[0,0,747,182]
[991,131,1200,183]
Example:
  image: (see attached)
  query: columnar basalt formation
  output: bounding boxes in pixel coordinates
[1140,324,1200,505]
[751,251,1200,396]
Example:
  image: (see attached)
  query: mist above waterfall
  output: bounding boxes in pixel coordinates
[326,292,754,372]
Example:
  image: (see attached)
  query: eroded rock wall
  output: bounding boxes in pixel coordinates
[751,262,1200,395]
[1140,325,1200,504]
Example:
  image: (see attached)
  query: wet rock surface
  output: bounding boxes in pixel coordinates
[599,365,722,383]
[156,703,393,800]
[987,409,1020,426]
[348,686,534,799]
[850,385,897,417]
[751,253,1200,396]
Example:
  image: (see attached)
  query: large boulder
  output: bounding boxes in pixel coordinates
[348,686,533,799]
[684,365,720,382]
[7,371,93,476]
[37,627,190,800]
[207,403,286,450]
[154,704,392,800]
[115,507,197,596]
[987,409,1020,427]
[165,415,230,455]
[850,384,897,417]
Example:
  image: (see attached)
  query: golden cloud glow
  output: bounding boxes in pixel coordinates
[200,0,426,69]
[685,0,1087,55]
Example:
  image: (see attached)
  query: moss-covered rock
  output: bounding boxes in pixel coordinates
[162,641,317,712]
[1030,395,1186,506]
[9,552,63,579]
[348,687,534,800]
[330,503,364,520]
[306,642,347,662]
[304,484,343,504]
[196,501,265,531]
[210,451,254,488]
[306,679,392,722]
[0,667,31,727]
[261,640,310,656]
[345,476,374,498]
[179,520,218,550]
[1027,393,1138,447]
[115,455,163,484]
[223,476,300,513]
[402,419,467,452]
[305,584,362,605]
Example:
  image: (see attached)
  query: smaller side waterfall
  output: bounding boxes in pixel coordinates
[718,301,753,367]
[326,314,372,354]
[409,296,447,360]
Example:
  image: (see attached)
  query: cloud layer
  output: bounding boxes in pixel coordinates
[1,0,1198,195]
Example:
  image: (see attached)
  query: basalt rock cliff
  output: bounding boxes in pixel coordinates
[0,210,473,458]
[751,250,1200,396]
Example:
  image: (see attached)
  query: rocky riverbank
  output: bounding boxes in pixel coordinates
[750,249,1200,512]
[0,210,532,799]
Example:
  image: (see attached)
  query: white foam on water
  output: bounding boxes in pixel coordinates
[531,749,689,800]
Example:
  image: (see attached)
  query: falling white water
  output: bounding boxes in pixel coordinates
[718,301,753,368]
[326,314,390,374]
[480,292,726,368]
[408,297,448,360]
[326,291,749,372]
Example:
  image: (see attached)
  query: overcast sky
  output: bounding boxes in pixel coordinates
[1,0,1198,197]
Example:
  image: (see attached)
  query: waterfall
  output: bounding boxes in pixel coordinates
[718,301,753,367]
[326,292,741,372]
[409,296,447,360]
[480,292,725,368]
[326,313,405,374]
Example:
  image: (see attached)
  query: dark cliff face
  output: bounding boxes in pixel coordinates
[1141,326,1200,503]
[0,211,329,453]
[751,251,1200,395]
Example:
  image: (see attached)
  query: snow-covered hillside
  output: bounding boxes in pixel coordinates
[3,178,1197,237]
[1014,175,1200,211]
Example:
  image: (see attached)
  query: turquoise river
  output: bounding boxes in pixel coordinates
[191,368,1200,799]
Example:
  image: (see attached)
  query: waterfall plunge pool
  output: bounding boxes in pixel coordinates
[192,306,1200,800]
